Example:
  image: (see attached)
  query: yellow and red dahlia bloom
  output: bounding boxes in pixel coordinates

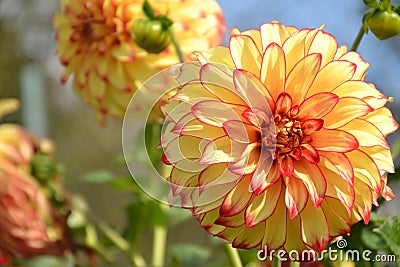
[161,21,398,253]
[0,124,63,260]
[53,0,226,124]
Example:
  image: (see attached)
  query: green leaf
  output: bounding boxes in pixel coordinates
[169,245,211,267]
[374,215,400,258]
[380,0,392,10]
[22,255,74,267]
[142,0,155,19]
[125,200,168,245]
[82,170,115,183]
[363,8,376,33]
[108,175,142,193]
[363,0,381,8]
[361,226,388,251]
[158,15,174,30]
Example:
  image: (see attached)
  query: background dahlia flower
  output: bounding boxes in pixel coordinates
[53,0,226,124]
[0,124,64,261]
[161,21,399,253]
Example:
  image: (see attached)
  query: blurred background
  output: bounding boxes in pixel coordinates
[0,0,399,264]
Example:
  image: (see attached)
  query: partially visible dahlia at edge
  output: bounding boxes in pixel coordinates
[161,21,399,253]
[0,124,64,261]
[53,0,226,124]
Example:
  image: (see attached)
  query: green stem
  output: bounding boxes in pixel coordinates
[168,28,185,63]
[225,244,243,267]
[272,257,282,267]
[351,25,365,51]
[151,224,168,267]
[131,251,146,267]
[289,262,300,267]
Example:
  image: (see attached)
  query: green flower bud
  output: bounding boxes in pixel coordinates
[131,18,171,54]
[367,9,400,39]
[30,152,58,184]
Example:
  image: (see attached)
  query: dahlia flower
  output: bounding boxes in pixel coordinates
[53,0,226,124]
[161,21,399,253]
[0,124,63,260]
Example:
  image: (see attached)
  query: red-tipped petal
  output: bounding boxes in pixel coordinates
[297,92,339,120]
[285,53,321,105]
[323,97,373,129]
[301,119,324,135]
[245,180,282,227]
[278,155,294,177]
[293,160,326,208]
[230,35,262,75]
[300,143,320,164]
[232,222,264,249]
[311,129,358,153]
[285,177,309,219]
[220,175,253,217]
[300,202,329,253]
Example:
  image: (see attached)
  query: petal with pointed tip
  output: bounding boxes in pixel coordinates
[297,92,339,120]
[260,43,286,102]
[340,119,389,149]
[260,21,292,49]
[245,180,282,227]
[230,35,262,75]
[311,129,358,153]
[233,222,264,249]
[306,60,356,98]
[293,160,326,207]
[285,177,309,219]
[318,151,354,186]
[285,53,321,105]
[323,97,373,129]
[220,175,253,217]
[300,202,329,253]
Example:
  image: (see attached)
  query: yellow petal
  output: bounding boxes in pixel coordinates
[232,222,264,249]
[260,21,292,49]
[192,46,235,67]
[323,97,373,129]
[293,160,326,208]
[285,53,321,105]
[285,177,309,219]
[300,202,329,252]
[361,107,399,136]
[307,30,338,67]
[306,60,356,98]
[245,180,282,227]
[340,118,389,149]
[260,43,286,101]
[262,191,287,250]
[220,175,252,217]
[230,35,262,75]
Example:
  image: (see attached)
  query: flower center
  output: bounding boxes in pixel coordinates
[275,114,303,156]
[76,19,114,42]
[268,92,322,162]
